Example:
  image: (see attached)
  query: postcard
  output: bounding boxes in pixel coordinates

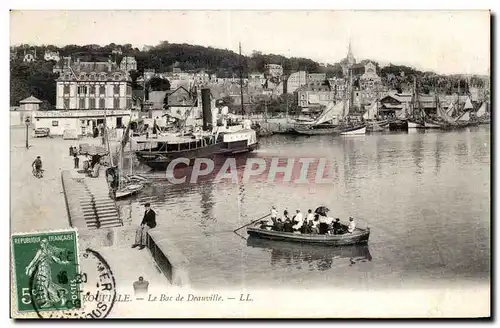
[9,10,491,318]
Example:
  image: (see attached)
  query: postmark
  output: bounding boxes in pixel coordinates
[29,248,117,319]
[11,230,80,314]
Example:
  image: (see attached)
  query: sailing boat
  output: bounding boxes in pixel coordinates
[107,121,145,200]
[364,98,390,132]
[475,101,490,125]
[291,101,344,135]
[334,68,366,135]
[407,77,425,129]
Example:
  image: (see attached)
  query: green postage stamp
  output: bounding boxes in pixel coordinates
[11,230,81,313]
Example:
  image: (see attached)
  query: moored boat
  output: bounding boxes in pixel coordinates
[115,183,144,200]
[246,222,370,246]
[338,124,366,135]
[135,88,258,170]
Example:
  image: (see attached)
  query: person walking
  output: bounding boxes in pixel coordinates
[132,203,157,250]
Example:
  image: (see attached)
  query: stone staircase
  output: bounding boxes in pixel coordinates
[62,170,123,229]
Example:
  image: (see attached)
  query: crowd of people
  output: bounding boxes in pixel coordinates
[261,206,357,235]
[69,146,102,178]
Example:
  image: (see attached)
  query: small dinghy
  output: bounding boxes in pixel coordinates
[115,183,144,200]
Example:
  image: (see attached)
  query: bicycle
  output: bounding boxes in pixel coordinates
[32,168,44,178]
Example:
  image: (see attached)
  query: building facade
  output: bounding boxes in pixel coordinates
[44,51,60,62]
[33,110,131,136]
[55,59,133,110]
[286,71,308,93]
[119,56,137,72]
[359,61,382,106]
[307,73,327,83]
[265,64,284,78]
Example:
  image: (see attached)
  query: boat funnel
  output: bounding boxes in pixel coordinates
[201,88,212,131]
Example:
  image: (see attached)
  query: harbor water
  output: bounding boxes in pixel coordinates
[120,126,490,289]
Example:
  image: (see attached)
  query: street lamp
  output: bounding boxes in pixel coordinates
[25,116,31,149]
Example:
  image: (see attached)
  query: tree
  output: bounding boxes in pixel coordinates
[128,69,141,89]
[147,77,171,91]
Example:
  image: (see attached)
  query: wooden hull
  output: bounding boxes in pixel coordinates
[423,121,442,129]
[292,124,339,135]
[366,120,390,132]
[339,125,366,135]
[136,142,258,170]
[389,119,408,131]
[115,184,144,200]
[247,226,370,246]
[408,120,424,129]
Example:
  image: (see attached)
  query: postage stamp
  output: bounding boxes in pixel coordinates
[11,230,81,313]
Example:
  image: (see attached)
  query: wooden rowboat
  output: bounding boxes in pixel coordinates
[246,223,370,246]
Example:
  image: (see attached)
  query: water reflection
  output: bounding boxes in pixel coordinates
[247,237,372,271]
[411,135,425,176]
[434,134,444,175]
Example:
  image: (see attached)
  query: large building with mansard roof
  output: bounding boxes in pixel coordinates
[55,57,133,110]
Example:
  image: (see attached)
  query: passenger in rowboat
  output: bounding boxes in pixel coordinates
[318,216,333,234]
[292,209,304,232]
[272,218,284,231]
[283,218,294,233]
[332,218,342,235]
[269,206,278,226]
[348,217,356,233]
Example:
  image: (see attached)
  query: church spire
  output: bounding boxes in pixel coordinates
[347,40,356,66]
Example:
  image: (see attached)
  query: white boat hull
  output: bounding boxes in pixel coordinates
[424,122,442,129]
[408,121,423,129]
[340,126,366,135]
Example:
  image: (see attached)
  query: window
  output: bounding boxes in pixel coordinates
[126,86,131,95]
[63,98,69,109]
[114,85,120,95]
[99,98,105,109]
[90,85,95,94]
[99,85,105,95]
[52,120,58,126]
[79,98,85,109]
[89,98,96,109]
[63,84,70,94]
[126,98,132,108]
[77,86,87,95]
[113,98,120,109]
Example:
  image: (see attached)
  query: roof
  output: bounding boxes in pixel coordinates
[19,96,42,104]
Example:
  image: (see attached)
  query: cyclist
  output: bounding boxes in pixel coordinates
[32,156,43,177]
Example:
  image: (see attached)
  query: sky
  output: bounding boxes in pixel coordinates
[9,10,491,75]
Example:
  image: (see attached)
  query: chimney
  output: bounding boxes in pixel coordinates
[201,88,212,131]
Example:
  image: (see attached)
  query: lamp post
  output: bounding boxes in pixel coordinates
[25,116,31,149]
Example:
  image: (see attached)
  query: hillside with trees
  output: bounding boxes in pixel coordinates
[10,42,488,107]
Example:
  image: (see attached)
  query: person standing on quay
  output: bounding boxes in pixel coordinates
[132,203,157,250]
[73,152,79,169]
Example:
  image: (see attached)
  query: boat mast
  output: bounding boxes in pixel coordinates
[238,42,245,118]
[104,108,114,167]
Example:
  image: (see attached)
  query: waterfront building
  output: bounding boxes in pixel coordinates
[55,58,133,111]
[33,109,132,136]
[164,86,200,119]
